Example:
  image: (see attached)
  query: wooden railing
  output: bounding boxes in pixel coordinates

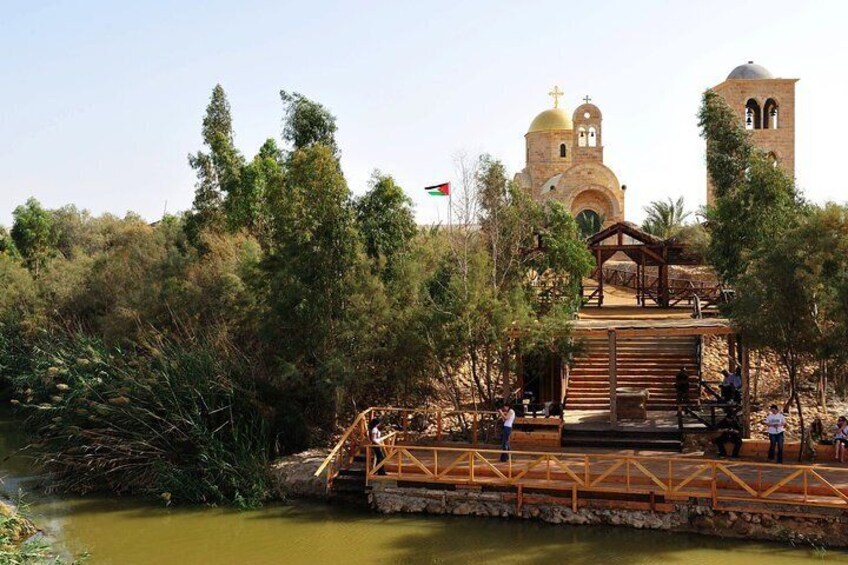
[593,265,727,309]
[314,408,373,490]
[314,407,503,489]
[365,444,848,509]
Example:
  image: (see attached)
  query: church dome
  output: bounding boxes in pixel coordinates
[727,61,773,80]
[527,108,573,133]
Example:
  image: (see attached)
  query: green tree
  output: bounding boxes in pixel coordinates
[186,84,245,246]
[0,226,18,257]
[355,171,417,281]
[263,142,361,424]
[699,90,800,284]
[641,197,691,239]
[280,90,339,155]
[227,138,284,241]
[728,209,820,459]
[10,198,54,275]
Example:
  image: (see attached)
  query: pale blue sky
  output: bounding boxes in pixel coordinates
[2,0,846,227]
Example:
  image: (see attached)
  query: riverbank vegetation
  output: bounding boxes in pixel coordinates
[0,86,592,506]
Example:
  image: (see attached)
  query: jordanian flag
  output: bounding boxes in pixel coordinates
[425,182,450,197]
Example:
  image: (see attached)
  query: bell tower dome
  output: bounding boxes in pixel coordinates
[707,61,798,204]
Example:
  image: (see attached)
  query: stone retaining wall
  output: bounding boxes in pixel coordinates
[370,483,848,547]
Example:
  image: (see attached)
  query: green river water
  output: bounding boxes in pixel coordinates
[1,411,846,564]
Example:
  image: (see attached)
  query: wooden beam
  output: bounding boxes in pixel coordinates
[608,329,617,429]
[570,326,735,338]
[597,247,604,307]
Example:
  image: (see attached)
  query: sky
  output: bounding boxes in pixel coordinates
[2,0,847,228]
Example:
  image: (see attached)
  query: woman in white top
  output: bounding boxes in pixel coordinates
[833,416,848,463]
[763,405,786,464]
[368,418,387,475]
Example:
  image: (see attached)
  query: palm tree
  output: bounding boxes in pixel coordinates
[641,197,691,239]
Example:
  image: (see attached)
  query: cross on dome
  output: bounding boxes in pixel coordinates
[583,95,592,104]
[548,85,564,108]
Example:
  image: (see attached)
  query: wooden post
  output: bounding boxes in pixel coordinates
[596,248,604,307]
[741,337,751,438]
[727,335,736,371]
[609,329,618,429]
[472,412,478,446]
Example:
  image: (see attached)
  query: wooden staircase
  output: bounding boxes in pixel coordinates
[565,336,698,411]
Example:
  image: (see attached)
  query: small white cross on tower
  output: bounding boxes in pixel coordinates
[548,85,564,108]
[583,95,592,104]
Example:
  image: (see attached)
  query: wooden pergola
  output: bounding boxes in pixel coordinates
[584,222,702,308]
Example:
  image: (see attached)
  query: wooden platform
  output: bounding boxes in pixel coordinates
[370,442,848,509]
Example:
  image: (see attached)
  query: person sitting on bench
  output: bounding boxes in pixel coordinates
[713,408,743,459]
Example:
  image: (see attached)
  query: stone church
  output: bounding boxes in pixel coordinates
[514,88,625,233]
[514,62,797,231]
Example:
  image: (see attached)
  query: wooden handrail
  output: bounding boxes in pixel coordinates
[313,408,372,479]
[364,443,848,509]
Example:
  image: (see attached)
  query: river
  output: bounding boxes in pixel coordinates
[1,410,845,564]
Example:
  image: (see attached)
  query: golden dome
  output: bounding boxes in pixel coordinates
[527,107,573,133]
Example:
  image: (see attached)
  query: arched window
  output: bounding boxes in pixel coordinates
[588,126,598,147]
[763,98,778,129]
[578,127,587,147]
[745,99,761,130]
[559,143,567,158]
[576,209,602,238]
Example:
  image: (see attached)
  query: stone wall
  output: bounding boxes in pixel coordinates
[371,483,848,547]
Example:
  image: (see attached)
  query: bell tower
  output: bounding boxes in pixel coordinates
[707,61,799,204]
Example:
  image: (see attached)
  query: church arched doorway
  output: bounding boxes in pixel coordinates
[576,209,603,238]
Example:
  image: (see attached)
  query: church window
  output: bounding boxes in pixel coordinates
[583,111,591,119]
[559,143,567,158]
[576,209,602,238]
[588,126,597,147]
[745,99,761,130]
[763,98,778,129]
[578,127,587,147]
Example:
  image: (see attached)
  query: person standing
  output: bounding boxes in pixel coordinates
[499,402,516,462]
[369,418,387,475]
[832,416,848,463]
[675,367,690,405]
[764,405,786,464]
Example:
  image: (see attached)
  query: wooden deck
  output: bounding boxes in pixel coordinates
[369,443,848,510]
[317,407,848,513]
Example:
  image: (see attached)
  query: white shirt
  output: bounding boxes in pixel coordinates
[765,412,786,434]
[370,427,382,444]
[834,424,847,439]
[503,409,516,428]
